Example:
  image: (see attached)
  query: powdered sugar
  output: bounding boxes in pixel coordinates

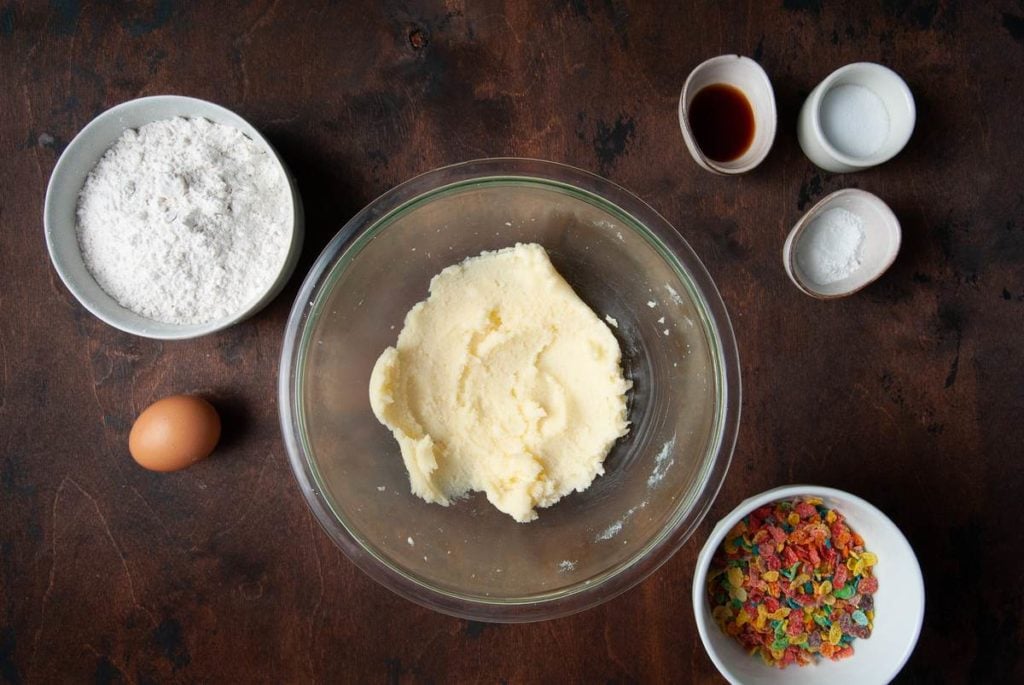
[795,207,865,285]
[76,117,290,325]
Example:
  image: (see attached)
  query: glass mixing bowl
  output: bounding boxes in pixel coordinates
[279,159,740,621]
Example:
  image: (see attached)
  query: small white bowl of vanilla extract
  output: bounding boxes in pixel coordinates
[679,55,777,175]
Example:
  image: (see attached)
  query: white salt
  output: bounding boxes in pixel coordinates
[820,84,890,158]
[796,208,866,285]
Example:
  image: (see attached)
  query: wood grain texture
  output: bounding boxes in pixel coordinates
[2,1,1023,682]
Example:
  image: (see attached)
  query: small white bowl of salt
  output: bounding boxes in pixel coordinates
[783,189,901,299]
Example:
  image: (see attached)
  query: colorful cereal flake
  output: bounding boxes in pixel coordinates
[706,497,878,668]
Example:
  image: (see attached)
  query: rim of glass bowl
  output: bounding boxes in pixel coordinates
[279,158,741,622]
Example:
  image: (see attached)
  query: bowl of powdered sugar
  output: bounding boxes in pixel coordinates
[44,95,303,339]
[783,189,901,300]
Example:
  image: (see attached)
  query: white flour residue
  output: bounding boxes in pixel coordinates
[646,301,656,308]
[558,560,577,572]
[595,501,647,541]
[407,537,415,546]
[604,314,619,328]
[648,437,677,487]
[664,284,684,305]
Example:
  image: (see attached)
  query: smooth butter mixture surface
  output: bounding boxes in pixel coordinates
[369,243,631,522]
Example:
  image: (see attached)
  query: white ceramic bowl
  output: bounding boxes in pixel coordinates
[44,95,304,340]
[783,189,901,299]
[678,55,777,175]
[693,485,924,685]
[797,62,916,174]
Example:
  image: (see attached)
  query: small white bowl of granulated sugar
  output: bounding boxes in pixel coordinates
[44,95,303,339]
[783,189,901,299]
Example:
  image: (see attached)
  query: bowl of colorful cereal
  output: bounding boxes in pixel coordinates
[692,485,924,685]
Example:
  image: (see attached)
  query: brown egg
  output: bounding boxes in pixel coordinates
[129,394,221,472]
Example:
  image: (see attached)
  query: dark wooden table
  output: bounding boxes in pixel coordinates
[2,1,1022,682]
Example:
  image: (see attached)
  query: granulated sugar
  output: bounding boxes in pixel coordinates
[76,117,290,325]
[796,207,866,285]
[820,84,890,159]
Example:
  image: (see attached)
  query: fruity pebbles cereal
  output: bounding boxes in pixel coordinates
[706,497,879,668]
